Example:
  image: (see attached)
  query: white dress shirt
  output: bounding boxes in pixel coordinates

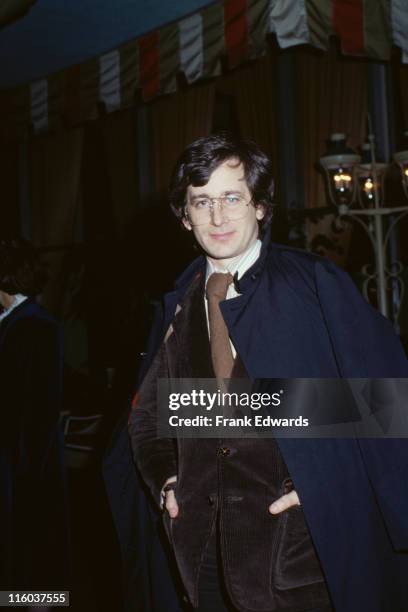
[205,239,261,357]
[0,294,28,324]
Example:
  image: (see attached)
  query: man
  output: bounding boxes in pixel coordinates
[0,239,69,601]
[106,134,408,612]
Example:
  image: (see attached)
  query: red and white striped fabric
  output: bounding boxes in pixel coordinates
[179,13,204,83]
[5,0,407,135]
[30,78,48,133]
[99,49,121,112]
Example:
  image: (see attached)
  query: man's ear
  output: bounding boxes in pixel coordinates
[182,215,192,231]
[255,204,265,221]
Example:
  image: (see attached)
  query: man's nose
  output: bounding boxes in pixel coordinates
[210,201,226,226]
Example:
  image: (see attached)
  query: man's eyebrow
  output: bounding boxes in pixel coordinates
[189,189,244,201]
[189,192,211,201]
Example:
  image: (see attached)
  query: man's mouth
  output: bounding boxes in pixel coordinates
[209,231,235,242]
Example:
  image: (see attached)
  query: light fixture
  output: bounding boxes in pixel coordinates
[318,132,408,321]
[357,142,387,208]
[319,134,361,211]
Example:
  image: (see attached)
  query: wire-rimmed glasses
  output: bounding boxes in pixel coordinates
[184,194,252,226]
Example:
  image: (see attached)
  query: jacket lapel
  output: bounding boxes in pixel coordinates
[0,299,35,352]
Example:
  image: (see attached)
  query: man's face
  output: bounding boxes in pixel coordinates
[0,290,14,310]
[182,159,265,269]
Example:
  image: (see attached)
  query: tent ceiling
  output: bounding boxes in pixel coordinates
[0,0,215,90]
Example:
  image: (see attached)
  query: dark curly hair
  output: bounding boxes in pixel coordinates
[169,133,275,229]
[0,238,47,296]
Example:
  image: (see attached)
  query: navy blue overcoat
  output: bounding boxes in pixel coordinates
[103,236,408,612]
[0,299,69,590]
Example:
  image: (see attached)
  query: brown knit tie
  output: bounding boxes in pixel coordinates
[206,272,234,378]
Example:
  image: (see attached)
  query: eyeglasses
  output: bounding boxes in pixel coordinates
[185,194,251,226]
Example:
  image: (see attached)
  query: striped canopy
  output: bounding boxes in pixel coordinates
[1,0,407,138]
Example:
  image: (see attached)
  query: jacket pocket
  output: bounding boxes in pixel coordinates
[271,505,325,590]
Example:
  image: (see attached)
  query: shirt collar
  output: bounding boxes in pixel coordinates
[0,294,28,323]
[205,239,262,285]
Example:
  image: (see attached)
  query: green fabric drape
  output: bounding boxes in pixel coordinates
[0,141,20,236]
[394,61,408,134]
[98,109,139,231]
[151,83,215,199]
[215,46,279,182]
[29,128,84,314]
[80,109,139,373]
[296,42,368,266]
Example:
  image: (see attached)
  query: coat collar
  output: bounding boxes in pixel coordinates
[0,297,36,327]
[172,228,272,296]
[162,229,272,337]
[174,255,206,292]
[0,298,37,348]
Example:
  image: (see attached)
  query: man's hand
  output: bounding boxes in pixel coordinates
[268,489,300,514]
[162,476,179,518]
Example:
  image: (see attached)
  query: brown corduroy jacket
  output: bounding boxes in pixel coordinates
[129,274,331,612]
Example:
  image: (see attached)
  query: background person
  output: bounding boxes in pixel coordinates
[0,238,69,597]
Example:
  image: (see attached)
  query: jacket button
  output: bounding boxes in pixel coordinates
[208,495,215,506]
[218,447,231,457]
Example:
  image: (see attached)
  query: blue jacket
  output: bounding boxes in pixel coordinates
[0,299,69,590]
[104,237,408,612]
